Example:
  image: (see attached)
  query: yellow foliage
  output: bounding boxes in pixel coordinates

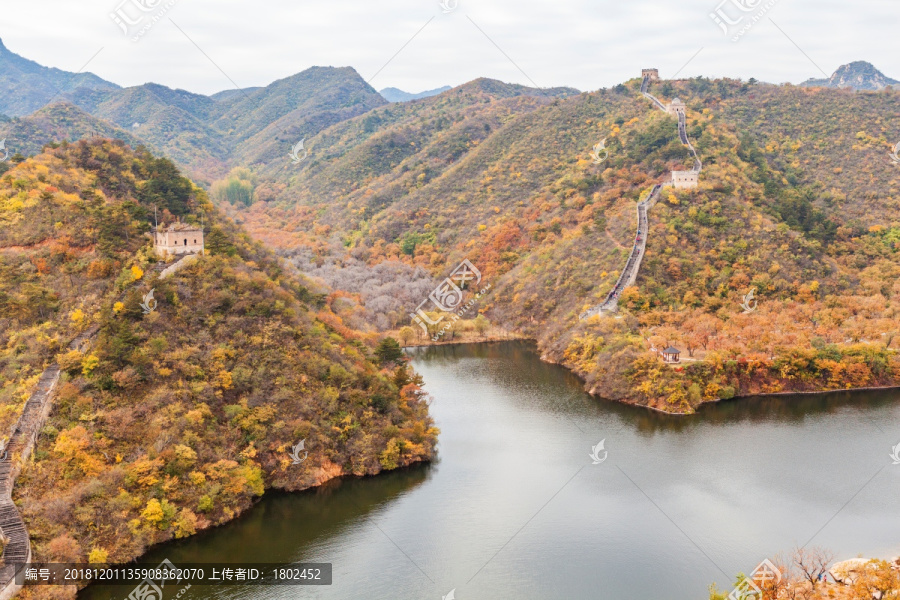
[141,499,164,527]
[81,354,100,376]
[130,264,144,281]
[88,548,109,563]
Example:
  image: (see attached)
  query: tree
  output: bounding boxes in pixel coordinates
[793,546,834,591]
[850,559,900,599]
[375,337,404,365]
[474,314,490,337]
[398,326,416,346]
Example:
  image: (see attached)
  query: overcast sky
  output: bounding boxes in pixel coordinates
[2,0,897,96]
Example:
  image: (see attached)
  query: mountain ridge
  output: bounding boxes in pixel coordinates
[0,37,119,117]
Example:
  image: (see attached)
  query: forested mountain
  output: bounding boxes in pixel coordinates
[0,140,436,565]
[236,75,900,412]
[0,38,119,117]
[0,102,140,158]
[3,38,899,413]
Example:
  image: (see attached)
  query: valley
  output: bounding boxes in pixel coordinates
[0,27,899,599]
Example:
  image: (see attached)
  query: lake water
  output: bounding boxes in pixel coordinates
[80,341,900,599]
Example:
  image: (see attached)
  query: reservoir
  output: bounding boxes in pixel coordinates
[80,341,900,599]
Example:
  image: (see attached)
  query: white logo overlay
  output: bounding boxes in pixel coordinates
[589,439,608,465]
[727,559,782,600]
[740,288,757,314]
[140,288,158,315]
[890,141,900,165]
[890,442,900,465]
[0,139,8,163]
[410,259,491,342]
[110,0,178,42]
[710,0,779,42]
[442,589,456,600]
[590,139,609,164]
[439,0,458,13]
[289,439,308,465]
[289,139,308,164]
[126,558,191,600]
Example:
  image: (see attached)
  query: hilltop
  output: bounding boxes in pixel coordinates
[0,140,436,569]
[801,60,899,91]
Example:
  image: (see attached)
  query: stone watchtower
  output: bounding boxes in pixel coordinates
[154,222,204,257]
[642,68,660,81]
[666,97,686,116]
[671,170,699,189]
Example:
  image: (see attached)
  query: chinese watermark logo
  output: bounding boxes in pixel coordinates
[740,288,757,314]
[110,0,178,42]
[0,139,8,162]
[589,439,608,465]
[126,558,191,600]
[289,139,308,164]
[710,0,779,42]
[890,141,900,165]
[442,589,456,600]
[890,442,900,465]
[590,139,609,164]
[289,439,308,465]
[728,559,781,600]
[410,259,492,342]
[439,0,458,13]
[140,289,158,315]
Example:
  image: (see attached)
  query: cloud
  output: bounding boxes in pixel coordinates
[1,0,896,95]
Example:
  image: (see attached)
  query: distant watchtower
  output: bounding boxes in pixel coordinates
[642,68,660,81]
[154,222,204,257]
[666,97,686,116]
[671,170,699,189]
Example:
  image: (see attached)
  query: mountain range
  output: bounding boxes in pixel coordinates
[2,38,900,413]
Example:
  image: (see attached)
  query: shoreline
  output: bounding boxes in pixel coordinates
[74,460,432,596]
[432,339,900,416]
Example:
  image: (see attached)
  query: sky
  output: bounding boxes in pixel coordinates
[1,0,897,96]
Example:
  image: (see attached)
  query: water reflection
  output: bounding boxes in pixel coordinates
[80,341,900,600]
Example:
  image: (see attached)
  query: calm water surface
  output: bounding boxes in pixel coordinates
[81,341,900,600]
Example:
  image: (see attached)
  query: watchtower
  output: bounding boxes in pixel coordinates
[666,97,686,116]
[642,68,660,81]
[671,170,699,189]
[154,222,204,257]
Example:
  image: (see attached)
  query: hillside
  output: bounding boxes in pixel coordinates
[233,76,900,413]
[716,81,900,226]
[0,38,118,117]
[3,36,898,414]
[0,140,436,571]
[0,102,140,159]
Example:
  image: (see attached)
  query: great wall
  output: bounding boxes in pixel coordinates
[580,69,701,319]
